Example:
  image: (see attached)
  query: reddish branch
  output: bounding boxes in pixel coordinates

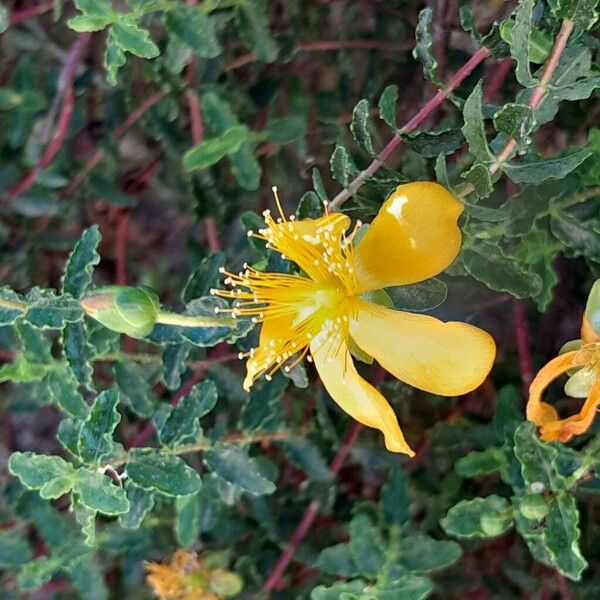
[227,39,414,70]
[329,46,492,209]
[4,33,90,202]
[513,300,535,401]
[9,0,73,26]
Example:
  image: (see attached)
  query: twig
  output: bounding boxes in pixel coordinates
[4,34,90,202]
[484,58,513,102]
[9,1,73,26]
[328,46,491,210]
[64,91,166,196]
[513,300,534,401]
[226,39,414,71]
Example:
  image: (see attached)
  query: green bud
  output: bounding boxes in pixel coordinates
[80,286,160,338]
[584,279,600,338]
[519,493,549,521]
[208,569,243,597]
[480,512,509,536]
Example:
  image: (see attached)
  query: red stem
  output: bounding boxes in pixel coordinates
[513,300,534,401]
[5,34,90,202]
[484,58,513,102]
[9,1,73,25]
[329,46,491,209]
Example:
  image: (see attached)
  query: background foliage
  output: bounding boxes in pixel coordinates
[0,0,599,598]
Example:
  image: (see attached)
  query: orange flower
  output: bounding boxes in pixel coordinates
[213,182,496,455]
[145,551,243,600]
[527,280,600,442]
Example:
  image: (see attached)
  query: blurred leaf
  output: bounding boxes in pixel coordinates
[239,376,286,432]
[283,438,331,481]
[104,30,126,85]
[127,450,202,497]
[183,253,226,303]
[45,368,90,420]
[386,278,447,312]
[462,82,491,163]
[0,287,25,325]
[234,0,277,62]
[162,342,191,390]
[551,210,600,260]
[61,225,101,299]
[183,125,251,171]
[114,361,155,418]
[204,443,276,495]
[382,468,410,525]
[456,447,508,478]
[265,115,307,144]
[317,543,359,577]
[548,0,599,30]
[78,389,121,465]
[349,513,385,577]
[175,493,201,547]
[0,530,32,567]
[166,5,220,58]
[502,149,591,184]
[111,22,159,59]
[397,534,462,573]
[441,495,514,538]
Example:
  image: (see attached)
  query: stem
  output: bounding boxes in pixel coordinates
[513,299,534,401]
[155,311,236,328]
[0,298,26,312]
[458,19,575,198]
[328,46,491,210]
[107,429,298,469]
[9,1,73,26]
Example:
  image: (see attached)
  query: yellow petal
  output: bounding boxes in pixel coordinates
[526,351,599,443]
[309,330,415,456]
[348,300,495,396]
[352,182,463,292]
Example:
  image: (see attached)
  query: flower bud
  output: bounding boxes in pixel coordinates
[519,493,549,521]
[583,279,600,343]
[80,286,160,338]
[208,569,243,597]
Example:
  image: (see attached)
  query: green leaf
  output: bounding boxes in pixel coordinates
[499,18,552,64]
[0,357,49,384]
[509,0,536,86]
[441,495,514,538]
[114,360,155,418]
[73,469,129,515]
[45,368,90,420]
[78,388,121,465]
[385,278,447,312]
[403,129,465,158]
[545,494,588,580]
[62,321,96,392]
[0,530,32,567]
[234,0,277,63]
[330,145,358,188]
[413,8,440,86]
[183,125,251,171]
[159,380,217,446]
[378,84,398,130]
[0,3,9,34]
[283,438,331,481]
[514,422,567,492]
[229,142,262,190]
[502,149,592,184]
[462,240,543,298]
[548,0,599,30]
[162,342,191,390]
[374,575,435,600]
[349,513,385,577]
[397,534,462,573]
[24,289,82,329]
[73,500,96,546]
[111,22,159,59]
[183,253,226,303]
[62,225,101,299]
[118,482,155,529]
[382,468,410,525]
[239,376,286,432]
[68,0,115,31]
[265,115,307,144]
[127,450,202,497]
[551,211,600,260]
[462,81,491,162]
[175,493,201,547]
[19,555,65,590]
[493,103,536,154]
[317,543,360,578]
[165,5,220,58]
[311,580,366,600]
[456,447,508,478]
[204,443,276,495]
[0,287,25,325]
[462,163,493,199]
[350,99,375,155]
[104,30,126,85]
[9,452,76,499]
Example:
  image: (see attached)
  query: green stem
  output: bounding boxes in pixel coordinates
[156,310,236,328]
[0,297,26,312]
[106,429,298,469]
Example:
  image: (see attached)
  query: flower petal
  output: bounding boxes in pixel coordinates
[526,351,599,443]
[348,300,495,396]
[310,330,415,455]
[352,182,463,292]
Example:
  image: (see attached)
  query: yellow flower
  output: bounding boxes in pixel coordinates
[213,182,496,456]
[145,551,243,600]
[527,280,600,443]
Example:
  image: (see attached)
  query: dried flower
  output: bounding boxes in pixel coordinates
[213,182,496,456]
